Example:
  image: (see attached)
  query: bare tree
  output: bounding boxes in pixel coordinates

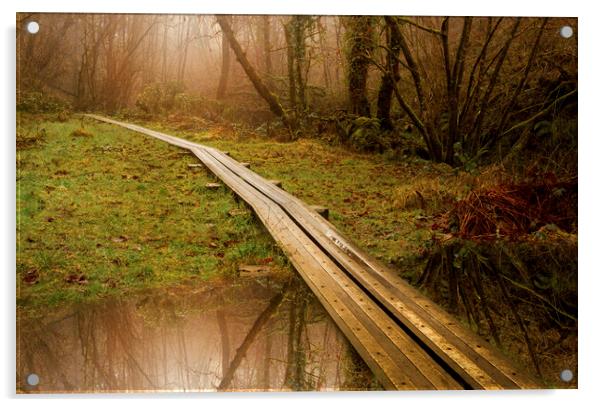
[216,15,232,99]
[216,15,293,130]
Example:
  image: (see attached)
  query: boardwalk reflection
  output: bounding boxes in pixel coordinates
[18,276,374,392]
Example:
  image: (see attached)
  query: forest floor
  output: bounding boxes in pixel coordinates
[18,112,464,312]
[17,112,577,389]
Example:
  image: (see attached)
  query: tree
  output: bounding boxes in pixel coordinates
[261,16,273,87]
[366,17,558,165]
[284,16,311,117]
[376,17,402,130]
[216,15,232,100]
[216,15,293,130]
[346,16,374,117]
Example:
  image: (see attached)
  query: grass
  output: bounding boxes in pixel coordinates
[18,112,473,312]
[16,113,291,314]
[16,112,577,388]
[138,119,478,269]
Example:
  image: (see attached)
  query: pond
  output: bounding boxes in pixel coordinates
[17,276,377,393]
[410,237,578,388]
[17,237,578,392]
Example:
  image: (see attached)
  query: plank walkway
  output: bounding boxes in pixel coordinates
[86,114,540,390]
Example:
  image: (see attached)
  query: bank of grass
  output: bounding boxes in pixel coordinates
[15,113,492,311]
[17,113,291,315]
[140,120,477,268]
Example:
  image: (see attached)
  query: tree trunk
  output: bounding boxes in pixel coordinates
[216,15,232,100]
[317,18,332,93]
[261,16,273,87]
[376,17,402,130]
[284,21,297,113]
[346,16,374,117]
[293,16,307,113]
[443,17,472,164]
[161,19,168,82]
[216,15,292,129]
[177,16,191,83]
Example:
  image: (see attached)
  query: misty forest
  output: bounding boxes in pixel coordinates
[17,14,577,392]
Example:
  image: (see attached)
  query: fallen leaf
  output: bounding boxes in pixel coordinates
[23,269,39,285]
[228,208,249,217]
[65,273,88,285]
[259,257,273,264]
[103,278,117,288]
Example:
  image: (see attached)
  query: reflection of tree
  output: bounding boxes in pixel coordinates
[26,328,75,390]
[216,298,231,379]
[218,282,289,390]
[261,317,273,389]
[417,241,578,380]
[283,278,308,390]
[18,278,368,392]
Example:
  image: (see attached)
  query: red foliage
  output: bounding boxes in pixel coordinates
[439,176,577,240]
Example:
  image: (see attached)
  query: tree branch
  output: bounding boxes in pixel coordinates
[397,17,442,36]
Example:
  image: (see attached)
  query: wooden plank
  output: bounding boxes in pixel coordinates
[86,115,538,389]
[309,205,329,219]
[205,182,222,190]
[190,147,461,390]
[238,265,273,277]
[201,147,540,389]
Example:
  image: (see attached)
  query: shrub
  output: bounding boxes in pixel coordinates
[135,81,186,115]
[17,91,71,113]
[17,128,47,149]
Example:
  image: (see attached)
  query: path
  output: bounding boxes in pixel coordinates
[86,114,539,390]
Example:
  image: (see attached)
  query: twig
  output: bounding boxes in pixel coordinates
[493,269,543,377]
[499,274,577,322]
[498,89,577,138]
[495,18,549,140]
[469,18,521,151]
[396,17,443,36]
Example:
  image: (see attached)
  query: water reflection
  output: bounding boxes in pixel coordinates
[17,276,371,393]
[415,239,577,387]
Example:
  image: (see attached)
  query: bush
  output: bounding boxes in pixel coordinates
[17,91,71,113]
[17,128,47,149]
[135,81,186,115]
[337,116,414,153]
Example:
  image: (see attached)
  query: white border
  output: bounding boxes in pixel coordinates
[9,0,581,17]
[2,1,600,407]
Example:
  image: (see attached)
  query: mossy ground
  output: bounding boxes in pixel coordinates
[16,114,291,315]
[139,120,471,263]
[18,113,469,313]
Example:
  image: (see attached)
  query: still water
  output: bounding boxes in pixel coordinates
[18,240,577,392]
[17,276,373,393]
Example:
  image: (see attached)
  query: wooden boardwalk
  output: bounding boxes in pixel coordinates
[86,114,540,390]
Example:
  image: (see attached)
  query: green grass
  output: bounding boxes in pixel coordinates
[17,113,472,313]
[16,113,290,314]
[142,120,467,266]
